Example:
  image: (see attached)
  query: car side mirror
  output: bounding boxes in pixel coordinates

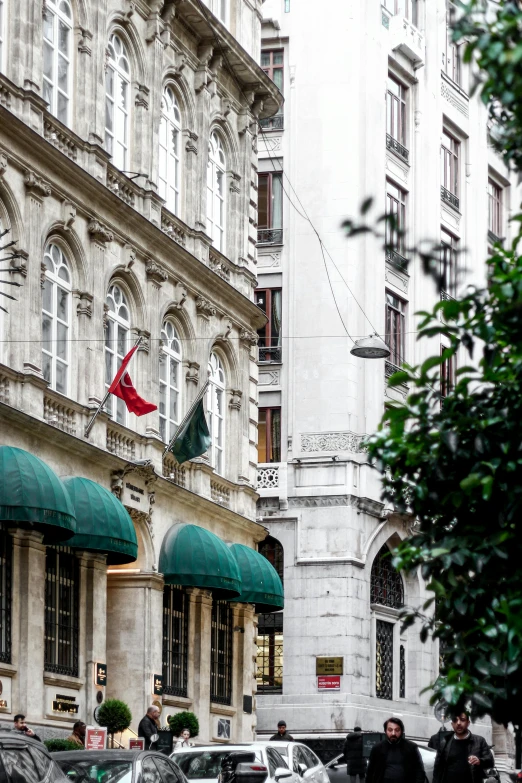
[275,769,293,782]
[298,765,307,777]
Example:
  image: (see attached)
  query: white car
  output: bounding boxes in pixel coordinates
[256,742,330,783]
[172,744,300,783]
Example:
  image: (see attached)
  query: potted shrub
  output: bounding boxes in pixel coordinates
[97,699,132,748]
[168,711,199,740]
[44,739,82,752]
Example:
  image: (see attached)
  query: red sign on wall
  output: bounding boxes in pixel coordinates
[317,675,341,690]
[86,727,107,750]
[129,738,145,750]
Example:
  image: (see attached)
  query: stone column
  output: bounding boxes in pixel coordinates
[231,603,255,741]
[188,589,213,743]
[106,571,164,733]
[9,529,46,721]
[78,553,107,725]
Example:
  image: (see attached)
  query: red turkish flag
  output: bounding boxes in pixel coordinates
[108,345,157,416]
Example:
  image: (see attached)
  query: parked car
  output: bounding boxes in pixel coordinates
[325,744,436,783]
[173,744,298,783]
[256,742,330,783]
[54,749,189,783]
[0,730,68,782]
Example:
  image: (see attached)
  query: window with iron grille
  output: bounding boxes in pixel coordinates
[386,77,408,161]
[44,546,79,677]
[162,585,189,697]
[0,525,12,663]
[385,291,406,370]
[441,131,460,209]
[257,173,283,245]
[399,644,406,698]
[210,599,233,705]
[258,408,281,464]
[376,620,394,700]
[260,50,283,130]
[371,545,404,608]
[488,178,503,240]
[257,537,284,693]
[440,228,458,297]
[255,289,282,363]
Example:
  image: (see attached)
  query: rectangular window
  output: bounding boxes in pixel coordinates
[385,291,406,369]
[441,228,458,296]
[382,0,398,14]
[260,50,284,130]
[376,619,394,700]
[258,408,281,464]
[162,585,189,697]
[44,546,79,677]
[256,611,283,693]
[0,526,12,664]
[444,2,461,85]
[386,77,408,161]
[440,344,455,399]
[210,600,233,705]
[488,178,503,241]
[255,288,282,363]
[399,644,406,698]
[385,181,407,268]
[441,131,460,209]
[405,0,419,26]
[257,173,283,245]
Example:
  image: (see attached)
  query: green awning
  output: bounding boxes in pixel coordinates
[0,446,76,542]
[159,523,242,598]
[62,477,138,565]
[228,543,284,612]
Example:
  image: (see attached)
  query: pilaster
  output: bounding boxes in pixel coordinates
[188,588,213,742]
[78,552,107,727]
[231,602,255,741]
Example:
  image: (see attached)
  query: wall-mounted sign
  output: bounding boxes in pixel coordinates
[156,730,173,754]
[153,674,163,696]
[129,738,145,751]
[316,657,343,675]
[86,726,107,751]
[0,700,7,708]
[96,690,104,705]
[317,675,341,690]
[217,719,231,739]
[53,694,79,714]
[122,477,147,511]
[96,663,107,686]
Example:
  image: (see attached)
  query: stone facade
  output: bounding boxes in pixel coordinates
[0,0,281,743]
[254,0,514,763]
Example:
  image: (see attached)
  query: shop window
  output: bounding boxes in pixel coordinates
[210,599,233,705]
[258,407,281,464]
[255,288,282,363]
[44,546,79,677]
[257,536,284,693]
[162,585,189,697]
[0,525,12,663]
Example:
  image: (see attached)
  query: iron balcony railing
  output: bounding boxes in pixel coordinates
[258,343,282,363]
[386,134,409,163]
[441,186,460,211]
[385,247,409,272]
[257,228,283,245]
[259,114,284,131]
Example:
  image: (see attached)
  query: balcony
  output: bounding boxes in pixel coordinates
[257,464,279,490]
[259,114,284,131]
[386,134,409,163]
[257,228,283,245]
[385,247,409,273]
[258,343,282,363]
[441,186,460,212]
[389,14,425,67]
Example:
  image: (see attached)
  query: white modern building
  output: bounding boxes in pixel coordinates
[253,0,515,762]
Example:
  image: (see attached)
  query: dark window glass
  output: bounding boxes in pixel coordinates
[440,228,458,295]
[386,77,406,147]
[440,344,456,399]
[260,50,284,130]
[441,131,459,197]
[0,525,12,663]
[444,2,461,85]
[1,748,41,782]
[257,536,284,692]
[210,600,233,705]
[259,536,283,580]
[386,180,407,256]
[258,407,281,464]
[44,546,79,677]
[488,178,503,239]
[162,585,189,697]
[255,288,282,363]
[142,757,162,783]
[376,619,394,700]
[385,291,406,369]
[400,644,406,698]
[257,173,283,245]
[370,545,404,608]
[154,756,183,783]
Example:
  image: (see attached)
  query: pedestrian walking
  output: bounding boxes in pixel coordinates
[432,711,493,783]
[270,721,295,741]
[366,718,425,783]
[343,727,367,783]
[175,728,194,750]
[66,721,86,747]
[428,729,452,751]
[11,715,41,742]
[138,705,161,750]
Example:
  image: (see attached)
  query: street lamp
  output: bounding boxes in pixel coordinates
[350,334,390,359]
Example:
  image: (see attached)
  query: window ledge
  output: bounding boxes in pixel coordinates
[43,672,84,690]
[441,71,469,101]
[0,663,17,678]
[162,694,193,708]
[210,703,236,716]
[370,603,402,619]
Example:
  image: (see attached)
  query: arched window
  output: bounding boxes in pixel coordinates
[105,284,130,424]
[105,34,130,170]
[42,242,71,394]
[207,352,225,474]
[159,320,182,443]
[206,131,226,253]
[159,86,182,215]
[42,0,73,125]
[257,536,284,693]
[370,545,404,608]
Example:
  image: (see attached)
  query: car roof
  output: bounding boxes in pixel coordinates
[174,745,268,752]
[0,732,49,749]
[53,750,144,760]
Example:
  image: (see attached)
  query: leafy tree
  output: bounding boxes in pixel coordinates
[97,699,132,747]
[168,711,199,738]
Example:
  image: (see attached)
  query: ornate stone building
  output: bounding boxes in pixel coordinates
[0,0,282,744]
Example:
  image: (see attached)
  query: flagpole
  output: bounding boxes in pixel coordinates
[84,336,142,439]
[163,379,210,456]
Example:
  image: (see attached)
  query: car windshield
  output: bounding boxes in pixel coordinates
[56,759,133,783]
[175,752,261,780]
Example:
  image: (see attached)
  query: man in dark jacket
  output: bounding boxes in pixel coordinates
[344,727,367,783]
[269,721,295,741]
[432,711,493,783]
[366,718,425,783]
[138,705,160,750]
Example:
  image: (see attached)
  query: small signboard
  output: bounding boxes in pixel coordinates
[156,730,173,755]
[86,726,107,751]
[96,663,107,687]
[317,675,341,690]
[153,674,163,696]
[362,733,385,758]
[316,657,344,675]
[129,738,145,751]
[52,694,79,714]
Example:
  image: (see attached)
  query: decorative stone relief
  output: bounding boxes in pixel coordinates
[75,290,93,318]
[185,131,198,155]
[259,369,280,386]
[186,362,200,385]
[196,296,216,319]
[78,28,93,55]
[385,266,409,294]
[257,466,279,489]
[111,463,157,537]
[229,389,242,410]
[135,84,150,109]
[288,495,358,509]
[171,281,187,309]
[229,172,241,194]
[301,432,367,453]
[0,153,7,176]
[239,329,258,347]
[24,170,51,198]
[124,244,136,270]
[259,135,282,153]
[40,261,47,288]
[88,220,113,244]
[145,259,167,286]
[441,80,469,118]
[61,200,76,230]
[257,251,281,268]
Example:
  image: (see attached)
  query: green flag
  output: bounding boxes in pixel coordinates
[169,399,212,465]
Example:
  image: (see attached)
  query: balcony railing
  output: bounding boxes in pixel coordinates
[257,465,279,490]
[258,344,282,363]
[386,134,409,163]
[440,290,455,301]
[257,228,283,245]
[385,247,409,272]
[259,114,284,131]
[385,361,403,379]
[441,186,460,211]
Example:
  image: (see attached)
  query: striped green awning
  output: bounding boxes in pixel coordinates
[228,543,284,612]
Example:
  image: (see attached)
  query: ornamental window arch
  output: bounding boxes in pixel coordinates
[159,319,183,444]
[206,130,227,253]
[159,84,183,216]
[207,350,226,475]
[41,240,73,395]
[104,282,132,425]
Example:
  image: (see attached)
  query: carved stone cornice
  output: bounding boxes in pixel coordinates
[186,362,199,385]
[24,170,51,199]
[196,296,216,319]
[74,290,93,318]
[78,28,93,55]
[145,259,168,286]
[135,84,149,109]
[229,171,241,194]
[62,200,76,231]
[0,153,7,176]
[239,329,258,347]
[88,220,113,245]
[229,389,242,411]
